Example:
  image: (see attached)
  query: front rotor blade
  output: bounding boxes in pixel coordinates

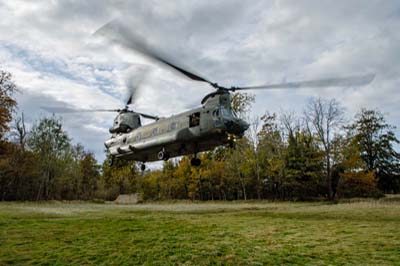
[125,66,149,107]
[95,20,213,85]
[41,107,120,113]
[232,73,375,91]
[136,112,159,120]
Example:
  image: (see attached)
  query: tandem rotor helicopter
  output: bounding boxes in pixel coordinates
[43,20,375,171]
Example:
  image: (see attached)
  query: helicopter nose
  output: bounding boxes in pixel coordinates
[241,120,250,130]
[224,119,249,135]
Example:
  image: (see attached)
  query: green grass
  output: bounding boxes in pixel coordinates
[0,200,399,265]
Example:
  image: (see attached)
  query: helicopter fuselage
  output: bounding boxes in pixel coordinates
[104,92,249,162]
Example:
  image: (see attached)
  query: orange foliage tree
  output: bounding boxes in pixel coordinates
[0,70,17,140]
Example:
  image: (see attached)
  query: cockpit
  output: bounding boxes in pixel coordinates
[221,107,237,118]
[212,106,248,135]
[213,107,237,119]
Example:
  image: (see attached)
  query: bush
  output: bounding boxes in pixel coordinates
[337,171,384,198]
[94,185,120,201]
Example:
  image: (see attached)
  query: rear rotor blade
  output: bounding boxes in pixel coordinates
[94,20,215,86]
[41,106,120,113]
[232,73,375,91]
[41,106,159,120]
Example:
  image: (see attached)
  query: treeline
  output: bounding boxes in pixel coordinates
[0,71,100,200]
[1,69,400,201]
[0,115,101,201]
[136,105,400,201]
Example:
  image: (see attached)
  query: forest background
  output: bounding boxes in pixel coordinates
[1,69,399,201]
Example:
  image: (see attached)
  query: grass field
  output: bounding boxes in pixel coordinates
[1,199,399,265]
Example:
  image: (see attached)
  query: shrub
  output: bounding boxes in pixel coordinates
[337,171,384,198]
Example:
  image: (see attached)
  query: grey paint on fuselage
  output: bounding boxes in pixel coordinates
[104,92,248,162]
[106,107,224,162]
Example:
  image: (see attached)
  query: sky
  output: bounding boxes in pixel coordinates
[0,0,399,164]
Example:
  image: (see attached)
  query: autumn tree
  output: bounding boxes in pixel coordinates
[1,112,40,200]
[0,70,17,141]
[348,109,400,193]
[79,152,100,199]
[224,138,253,200]
[335,135,381,198]
[257,113,286,199]
[231,93,255,118]
[100,154,138,200]
[173,156,193,199]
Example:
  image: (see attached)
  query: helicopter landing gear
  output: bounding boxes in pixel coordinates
[109,156,114,167]
[158,148,170,161]
[191,157,201,167]
[140,163,146,171]
[131,163,136,173]
[229,140,235,149]
[227,134,237,149]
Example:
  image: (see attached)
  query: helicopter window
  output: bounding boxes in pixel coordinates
[136,133,141,141]
[212,109,220,117]
[221,107,233,118]
[169,122,177,131]
[189,112,200,127]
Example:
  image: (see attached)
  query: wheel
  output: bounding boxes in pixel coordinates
[190,158,201,167]
[158,150,170,161]
[229,141,235,149]
[158,151,165,160]
[140,164,146,171]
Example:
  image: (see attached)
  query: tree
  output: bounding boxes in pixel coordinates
[304,98,344,200]
[101,154,137,200]
[0,70,17,140]
[173,157,192,199]
[258,113,286,200]
[28,116,71,200]
[1,112,41,201]
[0,142,41,200]
[245,116,262,199]
[11,113,27,151]
[231,93,255,118]
[224,138,253,200]
[335,136,381,198]
[79,152,100,200]
[285,130,324,199]
[348,109,400,193]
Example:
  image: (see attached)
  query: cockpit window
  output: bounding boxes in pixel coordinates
[221,107,235,118]
[212,109,219,117]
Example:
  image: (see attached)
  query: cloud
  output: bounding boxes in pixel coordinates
[0,0,399,162]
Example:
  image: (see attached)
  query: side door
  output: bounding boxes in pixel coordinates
[200,109,213,133]
[189,112,201,136]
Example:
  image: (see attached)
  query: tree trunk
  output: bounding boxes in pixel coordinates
[326,154,333,200]
[238,173,247,200]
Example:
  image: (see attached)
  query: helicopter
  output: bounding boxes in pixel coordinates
[43,20,375,171]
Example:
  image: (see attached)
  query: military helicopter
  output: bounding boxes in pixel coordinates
[43,20,375,171]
